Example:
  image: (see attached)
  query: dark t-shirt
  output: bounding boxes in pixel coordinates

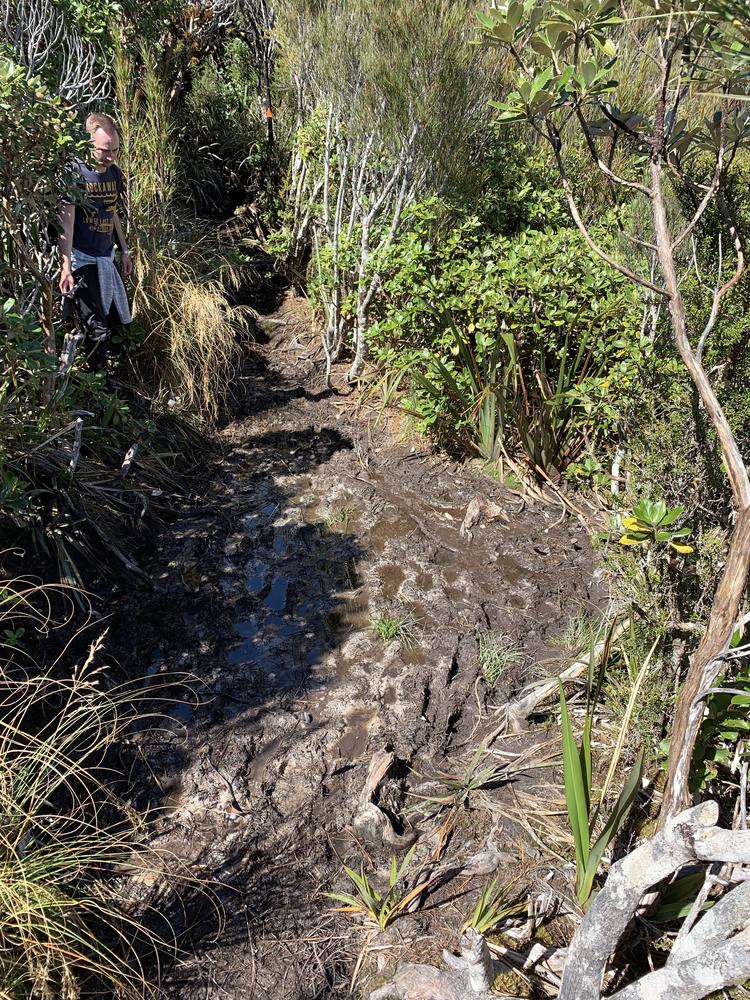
[67,159,124,257]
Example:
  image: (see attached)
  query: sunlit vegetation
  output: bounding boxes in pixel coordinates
[4,0,750,994]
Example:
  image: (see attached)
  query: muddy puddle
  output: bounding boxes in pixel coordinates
[107,296,600,999]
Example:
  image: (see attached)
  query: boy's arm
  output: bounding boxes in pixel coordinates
[58,203,75,294]
[112,210,132,277]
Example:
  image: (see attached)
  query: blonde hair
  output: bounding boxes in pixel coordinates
[85,112,118,137]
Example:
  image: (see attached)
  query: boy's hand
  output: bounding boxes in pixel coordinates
[59,267,74,296]
[121,251,133,277]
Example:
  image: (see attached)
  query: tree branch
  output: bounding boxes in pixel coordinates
[545,123,669,297]
[611,926,750,1000]
[574,104,652,196]
[696,194,745,362]
[560,801,750,1000]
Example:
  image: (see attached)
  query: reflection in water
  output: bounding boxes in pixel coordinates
[245,560,269,596]
[265,576,289,612]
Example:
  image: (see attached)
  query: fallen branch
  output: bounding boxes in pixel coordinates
[369,928,504,1000]
[120,443,139,478]
[68,417,83,475]
[612,920,750,999]
[560,800,750,1000]
[370,802,750,1000]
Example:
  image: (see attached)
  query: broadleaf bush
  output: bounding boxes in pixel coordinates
[366,200,649,479]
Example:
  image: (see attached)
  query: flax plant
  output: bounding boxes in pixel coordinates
[412,308,614,484]
[460,876,526,935]
[559,681,643,907]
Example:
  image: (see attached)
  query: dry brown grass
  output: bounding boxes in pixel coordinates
[130,236,248,422]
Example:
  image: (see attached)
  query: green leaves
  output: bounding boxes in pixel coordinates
[324,846,433,930]
[619,500,694,554]
[688,656,750,790]
[461,877,526,935]
[560,683,591,880]
[370,213,646,482]
[480,0,622,126]
[559,683,643,906]
[479,0,750,154]
[580,749,642,904]
[491,57,619,125]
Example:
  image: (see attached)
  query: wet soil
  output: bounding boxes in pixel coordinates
[107,295,600,998]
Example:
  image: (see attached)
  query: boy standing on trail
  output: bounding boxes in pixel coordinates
[58,112,132,371]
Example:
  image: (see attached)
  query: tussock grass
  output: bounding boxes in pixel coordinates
[130,240,247,422]
[369,608,420,648]
[550,611,601,655]
[0,576,167,999]
[477,629,523,688]
[115,42,250,424]
[321,502,358,532]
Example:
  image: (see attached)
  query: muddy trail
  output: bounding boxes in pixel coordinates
[108,296,600,999]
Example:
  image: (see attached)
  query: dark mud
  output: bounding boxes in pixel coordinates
[108,296,600,998]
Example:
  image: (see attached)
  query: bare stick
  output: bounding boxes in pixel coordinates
[120,443,138,477]
[68,417,83,475]
[696,200,745,362]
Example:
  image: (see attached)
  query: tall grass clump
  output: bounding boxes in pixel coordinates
[114,43,247,423]
[0,576,164,998]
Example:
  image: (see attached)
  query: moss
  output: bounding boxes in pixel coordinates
[533,923,554,946]
[493,969,531,997]
[706,985,750,999]
[635,817,658,840]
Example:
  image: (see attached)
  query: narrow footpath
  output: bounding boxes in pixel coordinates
[108,295,598,998]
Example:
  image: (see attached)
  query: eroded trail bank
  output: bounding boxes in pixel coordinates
[109,297,599,998]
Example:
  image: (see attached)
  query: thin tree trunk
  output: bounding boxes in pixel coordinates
[651,157,750,825]
[263,59,274,148]
[348,133,414,380]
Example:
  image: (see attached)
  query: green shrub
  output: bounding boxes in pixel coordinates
[368,203,647,479]
[0,58,164,581]
[180,39,272,216]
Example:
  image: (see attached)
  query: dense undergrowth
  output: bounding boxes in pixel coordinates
[3,0,750,994]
